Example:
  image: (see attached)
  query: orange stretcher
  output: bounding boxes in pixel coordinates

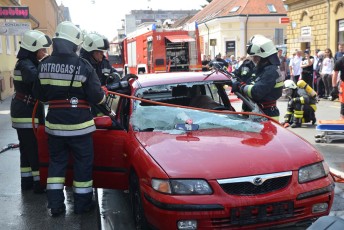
[315,120,344,143]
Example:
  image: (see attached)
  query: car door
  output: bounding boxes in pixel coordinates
[37,99,129,190]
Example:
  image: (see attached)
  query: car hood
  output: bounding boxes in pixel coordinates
[134,122,323,179]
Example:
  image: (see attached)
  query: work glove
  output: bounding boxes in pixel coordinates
[330,88,339,101]
[231,81,246,93]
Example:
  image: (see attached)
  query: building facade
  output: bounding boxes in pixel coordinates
[285,0,344,56]
[189,0,288,59]
[0,0,68,100]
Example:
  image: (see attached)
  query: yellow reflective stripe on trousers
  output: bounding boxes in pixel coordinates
[12,118,39,123]
[47,177,65,190]
[21,167,32,173]
[40,78,82,87]
[73,180,93,194]
[294,110,304,118]
[45,120,95,131]
[310,104,317,111]
[32,170,41,181]
[21,167,32,177]
[47,177,65,184]
[300,97,305,104]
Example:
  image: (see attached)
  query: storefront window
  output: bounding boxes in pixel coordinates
[338,19,344,44]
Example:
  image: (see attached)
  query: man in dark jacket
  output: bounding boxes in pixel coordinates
[11,30,52,193]
[208,53,229,70]
[33,21,107,217]
[231,35,283,120]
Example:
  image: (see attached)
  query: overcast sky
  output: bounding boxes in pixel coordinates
[56,0,207,40]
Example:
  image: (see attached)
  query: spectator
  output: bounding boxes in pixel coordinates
[208,53,229,70]
[334,42,344,62]
[300,49,314,87]
[201,54,210,71]
[277,48,287,81]
[315,51,325,98]
[289,50,303,84]
[321,48,335,99]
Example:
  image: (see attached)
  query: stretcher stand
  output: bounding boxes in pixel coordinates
[315,120,344,143]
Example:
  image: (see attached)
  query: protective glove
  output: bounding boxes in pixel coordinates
[330,87,339,101]
[231,81,246,93]
[101,86,109,96]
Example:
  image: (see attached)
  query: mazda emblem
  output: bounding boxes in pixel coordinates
[253,177,263,186]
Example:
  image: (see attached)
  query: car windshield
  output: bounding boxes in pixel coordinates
[131,82,264,134]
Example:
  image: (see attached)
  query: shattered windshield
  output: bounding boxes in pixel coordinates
[131,82,264,134]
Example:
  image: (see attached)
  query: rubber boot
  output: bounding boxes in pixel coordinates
[291,118,302,128]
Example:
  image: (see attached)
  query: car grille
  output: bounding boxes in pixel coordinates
[217,172,292,195]
[219,176,291,195]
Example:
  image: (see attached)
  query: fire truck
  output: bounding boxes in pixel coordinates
[108,22,202,76]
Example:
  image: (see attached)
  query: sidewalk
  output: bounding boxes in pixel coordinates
[0,96,100,230]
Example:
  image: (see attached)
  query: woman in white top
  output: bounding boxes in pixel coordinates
[321,48,335,99]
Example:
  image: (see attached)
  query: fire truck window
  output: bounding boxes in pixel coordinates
[155,59,165,66]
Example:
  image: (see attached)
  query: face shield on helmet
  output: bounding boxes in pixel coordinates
[247,35,280,65]
[20,30,52,52]
[54,21,83,46]
[82,33,110,52]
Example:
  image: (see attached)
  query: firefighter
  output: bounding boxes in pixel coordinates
[331,56,344,119]
[80,33,120,116]
[11,30,52,193]
[80,33,118,86]
[33,21,107,217]
[231,35,283,120]
[282,80,317,128]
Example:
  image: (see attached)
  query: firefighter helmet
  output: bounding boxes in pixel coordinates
[20,30,52,52]
[82,33,109,52]
[284,80,297,89]
[54,21,83,45]
[247,35,277,58]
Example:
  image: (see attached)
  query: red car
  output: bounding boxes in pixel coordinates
[37,72,334,230]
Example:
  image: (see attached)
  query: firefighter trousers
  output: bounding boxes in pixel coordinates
[16,128,40,189]
[46,134,94,211]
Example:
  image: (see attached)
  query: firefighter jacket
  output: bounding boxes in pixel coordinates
[11,49,43,129]
[80,48,115,85]
[33,39,106,136]
[242,63,283,105]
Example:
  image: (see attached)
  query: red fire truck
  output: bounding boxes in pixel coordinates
[108,22,202,76]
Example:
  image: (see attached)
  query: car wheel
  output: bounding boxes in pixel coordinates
[130,171,150,230]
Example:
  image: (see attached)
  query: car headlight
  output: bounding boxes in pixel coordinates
[299,162,327,183]
[152,179,212,195]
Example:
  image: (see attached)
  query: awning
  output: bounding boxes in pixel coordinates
[165,35,195,43]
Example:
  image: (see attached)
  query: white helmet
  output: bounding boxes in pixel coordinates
[247,35,277,58]
[284,80,297,89]
[82,33,109,52]
[20,30,52,52]
[54,21,83,45]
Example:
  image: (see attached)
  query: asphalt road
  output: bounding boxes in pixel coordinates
[1,96,344,230]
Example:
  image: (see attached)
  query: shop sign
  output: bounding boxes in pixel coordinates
[0,22,31,35]
[0,6,29,19]
[301,26,311,37]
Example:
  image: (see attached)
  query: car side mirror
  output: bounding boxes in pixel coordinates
[94,116,112,129]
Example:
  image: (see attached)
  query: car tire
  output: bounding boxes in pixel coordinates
[130,171,150,230]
